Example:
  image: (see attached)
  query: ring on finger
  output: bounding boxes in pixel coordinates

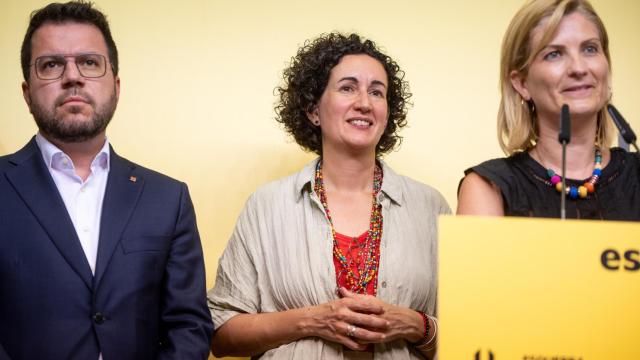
[347,324,357,337]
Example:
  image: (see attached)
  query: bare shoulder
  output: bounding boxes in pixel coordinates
[456,172,504,216]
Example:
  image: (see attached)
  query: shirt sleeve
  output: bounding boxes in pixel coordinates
[158,183,214,360]
[462,158,514,203]
[207,193,261,329]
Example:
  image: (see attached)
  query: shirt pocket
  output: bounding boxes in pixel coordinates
[121,235,171,254]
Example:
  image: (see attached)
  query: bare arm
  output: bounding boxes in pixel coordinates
[456,172,504,216]
[211,296,389,358]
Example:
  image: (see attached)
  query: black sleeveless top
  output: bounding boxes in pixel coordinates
[465,148,640,220]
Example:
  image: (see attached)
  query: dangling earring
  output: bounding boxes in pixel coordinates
[608,86,613,102]
[521,97,535,113]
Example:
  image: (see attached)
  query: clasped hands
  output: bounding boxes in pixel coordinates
[306,287,423,351]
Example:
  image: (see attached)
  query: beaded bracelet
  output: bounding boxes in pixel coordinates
[414,311,430,343]
[412,312,438,352]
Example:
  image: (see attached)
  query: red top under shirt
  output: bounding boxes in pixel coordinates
[333,230,380,296]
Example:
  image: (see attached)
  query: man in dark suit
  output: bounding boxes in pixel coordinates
[0,2,213,359]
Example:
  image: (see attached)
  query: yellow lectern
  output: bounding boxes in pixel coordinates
[438,216,640,360]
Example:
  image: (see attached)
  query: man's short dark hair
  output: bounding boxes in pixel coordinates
[20,1,119,81]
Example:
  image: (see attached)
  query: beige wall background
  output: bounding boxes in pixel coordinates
[1,1,639,358]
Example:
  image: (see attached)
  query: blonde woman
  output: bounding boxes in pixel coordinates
[458,0,640,219]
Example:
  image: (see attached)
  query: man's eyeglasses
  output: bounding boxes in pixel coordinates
[31,53,109,80]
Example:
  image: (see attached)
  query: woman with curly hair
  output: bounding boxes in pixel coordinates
[207,32,449,359]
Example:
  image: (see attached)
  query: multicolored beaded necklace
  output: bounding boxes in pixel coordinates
[545,148,602,199]
[314,161,383,295]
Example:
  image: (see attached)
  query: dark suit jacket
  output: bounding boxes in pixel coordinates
[0,139,213,360]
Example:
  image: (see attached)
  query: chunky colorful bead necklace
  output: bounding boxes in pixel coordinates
[314,161,383,295]
[545,148,602,199]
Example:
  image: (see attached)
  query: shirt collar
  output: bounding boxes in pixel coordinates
[294,157,320,201]
[295,157,403,205]
[378,160,402,205]
[35,132,111,172]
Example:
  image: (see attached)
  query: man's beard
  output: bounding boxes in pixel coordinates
[29,87,118,143]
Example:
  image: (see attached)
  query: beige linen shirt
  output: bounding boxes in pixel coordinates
[208,158,451,359]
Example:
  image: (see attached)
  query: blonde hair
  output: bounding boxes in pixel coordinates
[498,0,614,155]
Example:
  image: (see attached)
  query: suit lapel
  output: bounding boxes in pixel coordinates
[4,139,93,289]
[94,150,144,286]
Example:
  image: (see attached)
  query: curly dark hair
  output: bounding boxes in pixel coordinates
[21,1,118,81]
[275,33,411,156]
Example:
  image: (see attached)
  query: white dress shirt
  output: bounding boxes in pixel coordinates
[35,133,110,275]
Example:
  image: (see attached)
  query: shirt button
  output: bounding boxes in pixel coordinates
[381,281,387,288]
[83,227,90,233]
[93,312,105,324]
